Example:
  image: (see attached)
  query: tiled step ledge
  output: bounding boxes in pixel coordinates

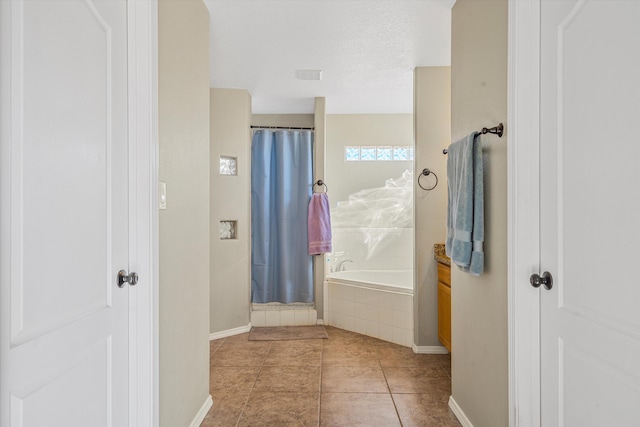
[251,307,318,327]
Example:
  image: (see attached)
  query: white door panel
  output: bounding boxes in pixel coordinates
[12,340,111,426]
[540,1,640,425]
[15,0,127,345]
[1,1,130,425]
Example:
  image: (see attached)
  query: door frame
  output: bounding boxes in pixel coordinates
[507,0,541,426]
[127,0,159,425]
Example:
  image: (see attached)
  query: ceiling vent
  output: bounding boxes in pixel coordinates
[296,70,323,81]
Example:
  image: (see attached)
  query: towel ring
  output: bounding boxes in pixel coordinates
[418,168,438,191]
[313,179,328,192]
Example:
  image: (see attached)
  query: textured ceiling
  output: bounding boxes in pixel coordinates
[204,0,454,114]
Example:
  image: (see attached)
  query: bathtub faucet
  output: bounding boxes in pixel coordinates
[335,259,354,272]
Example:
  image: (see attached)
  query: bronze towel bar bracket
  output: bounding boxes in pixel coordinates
[443,123,504,154]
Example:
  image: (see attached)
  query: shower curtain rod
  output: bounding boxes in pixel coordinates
[250,125,315,130]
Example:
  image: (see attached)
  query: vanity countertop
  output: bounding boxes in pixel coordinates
[434,243,451,266]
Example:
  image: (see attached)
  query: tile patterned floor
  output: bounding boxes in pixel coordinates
[202,326,461,427]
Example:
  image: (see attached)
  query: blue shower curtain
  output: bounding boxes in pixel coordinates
[251,130,314,304]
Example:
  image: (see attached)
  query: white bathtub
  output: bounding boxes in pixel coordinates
[324,269,414,347]
[326,269,413,294]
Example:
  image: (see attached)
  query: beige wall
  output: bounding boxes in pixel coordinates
[252,114,314,128]
[314,98,326,320]
[326,114,414,207]
[210,88,252,333]
[413,67,451,347]
[158,1,211,425]
[450,0,509,426]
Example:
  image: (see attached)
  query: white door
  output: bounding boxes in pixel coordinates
[0,1,131,425]
[540,1,640,425]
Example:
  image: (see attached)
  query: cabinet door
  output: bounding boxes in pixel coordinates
[438,282,452,352]
[437,262,451,286]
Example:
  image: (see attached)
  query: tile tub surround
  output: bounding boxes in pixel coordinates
[325,280,413,347]
[331,228,413,272]
[203,326,460,426]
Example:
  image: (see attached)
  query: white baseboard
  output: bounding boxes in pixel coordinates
[448,396,473,427]
[316,318,324,325]
[412,343,450,354]
[209,323,252,341]
[189,395,213,427]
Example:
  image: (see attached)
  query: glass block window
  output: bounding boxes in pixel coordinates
[344,145,414,162]
[345,146,360,161]
[219,220,237,240]
[376,146,392,161]
[360,146,376,161]
[219,156,237,176]
[393,146,409,161]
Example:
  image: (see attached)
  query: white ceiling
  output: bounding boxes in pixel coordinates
[204,0,454,114]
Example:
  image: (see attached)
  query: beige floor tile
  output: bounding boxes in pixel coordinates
[322,366,389,393]
[324,326,359,339]
[210,344,271,367]
[439,354,452,377]
[383,367,450,396]
[393,393,462,427]
[210,339,225,353]
[209,366,260,395]
[253,366,321,393]
[378,346,445,368]
[270,338,324,349]
[207,327,458,426]
[202,391,249,427]
[237,392,319,427]
[322,344,379,367]
[218,337,273,350]
[320,392,401,427]
[217,334,271,351]
[221,332,251,343]
[323,328,380,346]
[263,340,323,366]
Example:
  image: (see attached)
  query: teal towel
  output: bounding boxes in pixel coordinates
[446,132,484,276]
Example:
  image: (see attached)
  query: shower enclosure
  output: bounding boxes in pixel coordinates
[249,128,319,327]
[251,129,314,304]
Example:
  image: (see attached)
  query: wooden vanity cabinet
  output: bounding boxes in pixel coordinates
[437,262,452,352]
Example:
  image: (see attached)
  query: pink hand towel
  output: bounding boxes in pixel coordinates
[308,193,332,255]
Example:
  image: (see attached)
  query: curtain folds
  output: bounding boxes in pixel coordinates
[251,130,314,304]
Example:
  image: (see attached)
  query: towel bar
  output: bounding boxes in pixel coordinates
[443,123,504,154]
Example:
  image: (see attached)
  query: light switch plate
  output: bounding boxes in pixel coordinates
[159,182,167,210]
